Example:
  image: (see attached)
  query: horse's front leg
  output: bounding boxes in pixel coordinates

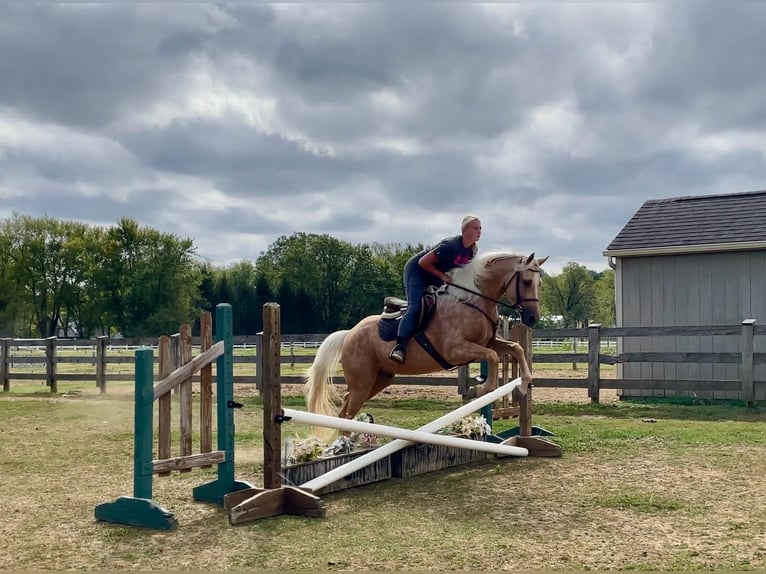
[450,344,500,399]
[491,337,532,399]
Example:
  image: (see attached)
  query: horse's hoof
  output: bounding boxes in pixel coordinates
[511,386,524,404]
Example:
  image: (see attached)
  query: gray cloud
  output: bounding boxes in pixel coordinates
[2,3,766,275]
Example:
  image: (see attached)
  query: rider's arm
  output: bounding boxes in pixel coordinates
[418,250,452,284]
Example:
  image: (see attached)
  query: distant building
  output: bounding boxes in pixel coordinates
[604,189,766,400]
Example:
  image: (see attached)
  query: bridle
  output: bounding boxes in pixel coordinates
[446,263,540,314]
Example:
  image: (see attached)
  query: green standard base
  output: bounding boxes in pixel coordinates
[193,479,256,507]
[486,426,556,443]
[94,496,178,531]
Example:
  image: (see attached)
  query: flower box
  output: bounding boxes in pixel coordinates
[282,448,391,495]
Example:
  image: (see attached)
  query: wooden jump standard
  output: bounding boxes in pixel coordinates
[95,304,255,530]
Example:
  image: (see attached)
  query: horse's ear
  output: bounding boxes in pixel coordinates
[524,252,535,265]
[537,255,549,266]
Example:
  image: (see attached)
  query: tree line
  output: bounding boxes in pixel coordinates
[0,214,614,338]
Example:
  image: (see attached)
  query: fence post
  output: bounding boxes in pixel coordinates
[179,324,193,472]
[1,338,9,393]
[741,319,755,408]
[96,336,108,394]
[157,336,172,476]
[199,312,213,462]
[254,331,264,391]
[45,336,57,393]
[457,365,469,400]
[262,303,282,490]
[588,324,601,404]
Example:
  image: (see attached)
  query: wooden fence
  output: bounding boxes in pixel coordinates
[2,320,764,406]
[530,321,765,407]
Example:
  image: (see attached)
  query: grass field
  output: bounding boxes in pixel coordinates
[1,380,765,570]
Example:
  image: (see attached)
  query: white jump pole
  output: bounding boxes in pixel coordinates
[282,408,529,457]
[299,377,527,493]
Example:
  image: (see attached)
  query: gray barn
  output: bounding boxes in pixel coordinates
[603,189,766,400]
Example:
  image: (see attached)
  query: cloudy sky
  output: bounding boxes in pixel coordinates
[2,3,766,275]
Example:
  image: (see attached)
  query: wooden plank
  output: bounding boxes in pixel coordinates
[178,324,193,472]
[613,352,742,364]
[262,303,282,490]
[152,341,224,399]
[391,443,487,479]
[603,379,743,392]
[152,450,226,473]
[283,450,391,495]
[530,353,589,363]
[157,336,172,477]
[603,325,743,337]
[530,328,587,338]
[200,312,213,460]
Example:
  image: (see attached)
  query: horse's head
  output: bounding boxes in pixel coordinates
[508,253,548,327]
[468,251,548,327]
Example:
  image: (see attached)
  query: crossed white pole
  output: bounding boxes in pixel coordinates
[291,377,529,493]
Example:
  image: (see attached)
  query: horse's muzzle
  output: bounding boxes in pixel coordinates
[521,309,538,327]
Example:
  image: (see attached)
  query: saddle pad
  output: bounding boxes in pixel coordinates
[377,316,400,342]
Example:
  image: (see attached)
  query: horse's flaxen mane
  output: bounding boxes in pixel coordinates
[449,250,535,298]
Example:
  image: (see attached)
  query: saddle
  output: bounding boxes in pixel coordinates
[377,285,441,341]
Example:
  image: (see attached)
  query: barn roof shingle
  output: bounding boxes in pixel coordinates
[604,189,766,255]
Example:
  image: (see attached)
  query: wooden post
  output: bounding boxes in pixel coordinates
[262,303,282,490]
[200,312,213,462]
[254,331,263,391]
[457,365,469,400]
[1,338,9,393]
[518,386,533,436]
[519,325,532,366]
[179,324,193,472]
[157,336,172,476]
[45,336,57,393]
[588,324,601,404]
[741,319,755,408]
[170,333,180,395]
[96,336,108,394]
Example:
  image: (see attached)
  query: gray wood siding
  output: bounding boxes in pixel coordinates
[617,250,766,400]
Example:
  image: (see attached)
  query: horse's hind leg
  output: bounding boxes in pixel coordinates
[337,367,381,420]
[367,371,395,401]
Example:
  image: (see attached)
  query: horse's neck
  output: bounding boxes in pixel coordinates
[447,273,501,318]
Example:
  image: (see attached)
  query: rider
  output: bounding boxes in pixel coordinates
[389,214,482,364]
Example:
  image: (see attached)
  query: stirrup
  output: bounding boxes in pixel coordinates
[389,345,406,364]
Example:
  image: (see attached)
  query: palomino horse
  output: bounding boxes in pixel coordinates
[304,251,548,424]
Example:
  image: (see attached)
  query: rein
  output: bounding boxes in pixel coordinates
[446,268,540,311]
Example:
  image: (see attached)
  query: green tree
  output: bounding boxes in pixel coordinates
[593,269,616,326]
[0,214,94,337]
[257,233,388,331]
[541,262,595,328]
[99,218,201,336]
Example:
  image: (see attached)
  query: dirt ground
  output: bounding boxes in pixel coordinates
[275,368,618,404]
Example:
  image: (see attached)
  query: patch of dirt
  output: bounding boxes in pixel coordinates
[251,368,618,404]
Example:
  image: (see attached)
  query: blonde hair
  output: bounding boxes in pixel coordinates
[461,214,480,232]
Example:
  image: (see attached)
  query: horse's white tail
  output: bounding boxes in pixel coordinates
[304,329,349,420]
